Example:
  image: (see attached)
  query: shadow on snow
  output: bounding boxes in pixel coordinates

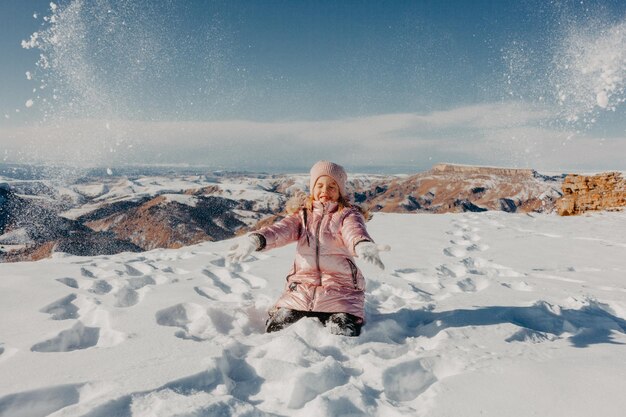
[366,301,626,348]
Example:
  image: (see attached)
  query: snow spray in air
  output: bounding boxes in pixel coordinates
[20,0,233,176]
[20,1,144,174]
[505,15,625,123]
[550,17,626,127]
[500,7,626,170]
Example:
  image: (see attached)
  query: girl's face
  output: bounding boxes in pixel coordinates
[313,175,340,203]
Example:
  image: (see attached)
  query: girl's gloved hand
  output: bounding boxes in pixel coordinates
[355,241,390,270]
[227,235,261,264]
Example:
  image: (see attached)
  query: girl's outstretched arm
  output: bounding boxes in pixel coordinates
[340,208,374,255]
[254,212,303,251]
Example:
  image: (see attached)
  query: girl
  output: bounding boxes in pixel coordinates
[228,161,386,336]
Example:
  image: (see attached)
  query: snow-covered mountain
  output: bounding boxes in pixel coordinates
[0,173,293,261]
[358,164,564,213]
[1,210,625,417]
[1,164,564,262]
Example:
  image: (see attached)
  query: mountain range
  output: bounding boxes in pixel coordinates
[0,164,565,262]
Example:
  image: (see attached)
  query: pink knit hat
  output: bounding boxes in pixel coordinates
[309,160,348,197]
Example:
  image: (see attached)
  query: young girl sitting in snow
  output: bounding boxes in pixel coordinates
[228,160,386,336]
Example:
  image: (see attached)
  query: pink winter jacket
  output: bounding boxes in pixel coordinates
[254,201,373,321]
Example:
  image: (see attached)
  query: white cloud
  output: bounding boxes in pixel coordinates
[0,102,623,172]
[412,102,552,130]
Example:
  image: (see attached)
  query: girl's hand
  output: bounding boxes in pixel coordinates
[227,235,261,264]
[355,241,390,270]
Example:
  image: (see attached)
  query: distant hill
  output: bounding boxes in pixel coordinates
[0,164,564,262]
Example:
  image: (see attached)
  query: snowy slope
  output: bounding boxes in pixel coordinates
[1,211,626,417]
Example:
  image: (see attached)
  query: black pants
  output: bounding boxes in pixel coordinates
[265,308,362,337]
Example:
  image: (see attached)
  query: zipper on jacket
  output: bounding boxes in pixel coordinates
[312,205,326,310]
[346,258,359,289]
[286,262,300,293]
[301,209,310,246]
[285,262,296,282]
[314,205,326,280]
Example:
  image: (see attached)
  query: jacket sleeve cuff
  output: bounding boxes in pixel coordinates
[249,233,266,251]
[353,238,372,255]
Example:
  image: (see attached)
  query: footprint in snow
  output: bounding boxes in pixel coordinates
[382,359,437,402]
[209,257,227,268]
[156,303,212,340]
[436,264,467,278]
[493,266,525,278]
[156,302,245,339]
[126,275,156,290]
[202,269,235,294]
[123,256,147,263]
[0,383,84,417]
[71,353,263,417]
[194,286,223,301]
[161,266,190,275]
[285,357,351,409]
[124,262,155,276]
[202,268,252,296]
[31,322,100,352]
[80,267,97,278]
[194,286,250,303]
[451,221,470,230]
[89,279,113,295]
[501,281,534,291]
[233,271,267,289]
[39,294,79,320]
[114,287,140,308]
[450,238,473,247]
[467,243,489,252]
[81,265,114,278]
[461,257,491,274]
[443,246,467,258]
[56,277,79,289]
[461,257,524,279]
[463,233,481,242]
[455,276,490,292]
[446,229,465,237]
[392,268,439,284]
[370,282,430,309]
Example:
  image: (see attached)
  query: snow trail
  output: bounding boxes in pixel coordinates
[1,212,626,416]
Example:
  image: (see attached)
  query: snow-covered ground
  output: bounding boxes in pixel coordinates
[1,211,626,417]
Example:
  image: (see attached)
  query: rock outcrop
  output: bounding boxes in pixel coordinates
[360,164,563,214]
[556,172,626,215]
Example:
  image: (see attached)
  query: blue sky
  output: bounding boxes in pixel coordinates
[0,0,625,173]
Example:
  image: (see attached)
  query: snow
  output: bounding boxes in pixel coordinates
[0,228,32,246]
[72,184,108,199]
[596,90,609,108]
[161,194,198,207]
[553,18,626,119]
[1,211,626,416]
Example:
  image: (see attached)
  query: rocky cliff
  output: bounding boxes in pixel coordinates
[556,172,626,215]
[359,164,563,214]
